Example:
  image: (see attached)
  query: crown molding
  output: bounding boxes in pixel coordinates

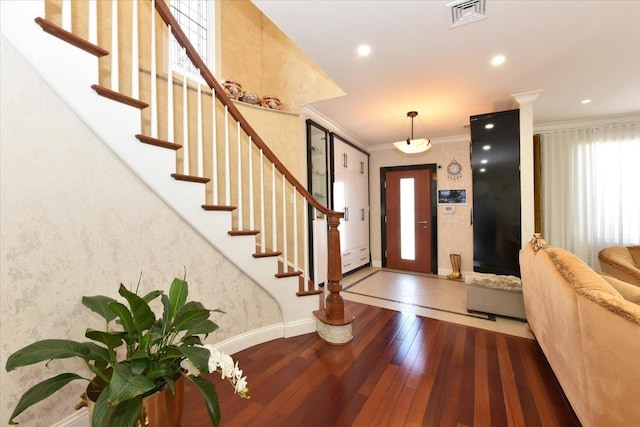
[534,113,640,132]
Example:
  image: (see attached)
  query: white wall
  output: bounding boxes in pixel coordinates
[0,36,281,426]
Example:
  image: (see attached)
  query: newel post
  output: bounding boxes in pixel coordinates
[313,211,354,344]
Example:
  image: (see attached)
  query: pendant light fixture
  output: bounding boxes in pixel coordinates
[393,111,431,154]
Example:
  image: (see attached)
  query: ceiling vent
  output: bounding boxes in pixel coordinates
[447,0,487,28]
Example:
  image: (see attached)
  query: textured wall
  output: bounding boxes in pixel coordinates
[0,36,281,426]
[369,139,474,275]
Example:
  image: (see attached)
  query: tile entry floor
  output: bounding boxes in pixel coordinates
[340,267,534,340]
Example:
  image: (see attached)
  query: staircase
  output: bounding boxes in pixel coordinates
[1,0,347,338]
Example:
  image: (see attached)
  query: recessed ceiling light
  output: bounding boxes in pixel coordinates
[480,159,488,164]
[482,145,491,150]
[485,123,494,129]
[580,99,592,104]
[491,55,506,66]
[479,168,486,173]
[357,44,371,57]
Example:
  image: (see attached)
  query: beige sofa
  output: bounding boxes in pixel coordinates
[520,235,640,427]
[598,245,640,287]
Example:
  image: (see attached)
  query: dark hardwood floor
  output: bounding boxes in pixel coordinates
[182,301,580,426]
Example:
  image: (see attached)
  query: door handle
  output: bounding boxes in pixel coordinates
[417,220,428,224]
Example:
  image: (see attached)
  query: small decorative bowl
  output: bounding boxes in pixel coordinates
[221,79,242,99]
[240,92,260,106]
[261,95,282,110]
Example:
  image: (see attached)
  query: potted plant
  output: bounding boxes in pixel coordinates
[5,276,249,426]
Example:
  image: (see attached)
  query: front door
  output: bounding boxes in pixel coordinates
[384,167,434,273]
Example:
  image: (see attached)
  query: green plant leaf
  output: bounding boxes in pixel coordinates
[85,329,125,350]
[118,284,155,332]
[141,290,163,304]
[174,309,211,332]
[184,319,218,338]
[108,364,156,406]
[179,345,210,372]
[176,300,206,314]
[109,396,143,427]
[82,342,112,363]
[91,384,114,427]
[161,293,171,331]
[129,357,150,376]
[190,376,221,427]
[108,301,135,333]
[5,340,89,371]
[168,278,188,323]
[8,373,84,425]
[146,365,175,380]
[82,295,118,323]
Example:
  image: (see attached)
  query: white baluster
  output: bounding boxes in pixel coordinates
[212,92,218,204]
[88,0,97,45]
[271,164,277,252]
[130,1,139,100]
[293,188,298,272]
[166,26,174,143]
[282,177,288,271]
[150,0,157,138]
[248,137,255,231]
[197,82,203,177]
[61,0,71,32]
[260,150,265,252]
[110,0,119,92]
[182,72,189,175]
[303,198,309,290]
[236,121,243,231]
[224,106,230,205]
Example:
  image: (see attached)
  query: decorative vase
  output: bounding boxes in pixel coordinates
[221,79,242,99]
[84,377,184,427]
[139,377,184,427]
[239,91,260,105]
[447,254,462,279]
[261,95,282,110]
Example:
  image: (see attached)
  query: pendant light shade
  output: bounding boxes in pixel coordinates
[393,111,431,154]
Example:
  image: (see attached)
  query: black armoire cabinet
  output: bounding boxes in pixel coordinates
[470,109,521,277]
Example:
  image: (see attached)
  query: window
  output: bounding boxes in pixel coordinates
[169,0,213,77]
[540,122,640,267]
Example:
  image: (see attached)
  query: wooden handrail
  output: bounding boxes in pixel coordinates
[154,0,348,323]
[154,0,339,218]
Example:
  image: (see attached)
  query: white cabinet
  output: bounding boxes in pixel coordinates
[332,134,370,274]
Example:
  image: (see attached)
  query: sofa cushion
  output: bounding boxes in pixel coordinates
[547,248,623,298]
[630,245,640,267]
[549,248,640,326]
[599,273,640,305]
[598,246,640,287]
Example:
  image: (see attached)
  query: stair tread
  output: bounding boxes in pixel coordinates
[296,290,324,296]
[35,17,109,57]
[135,134,182,151]
[171,173,210,184]
[91,84,149,109]
[229,230,260,236]
[202,205,236,211]
[275,271,303,278]
[253,251,282,258]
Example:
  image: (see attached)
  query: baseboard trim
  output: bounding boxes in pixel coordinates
[50,408,89,427]
[283,317,317,338]
[213,323,284,355]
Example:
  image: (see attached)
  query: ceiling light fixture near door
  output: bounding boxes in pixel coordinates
[393,111,432,154]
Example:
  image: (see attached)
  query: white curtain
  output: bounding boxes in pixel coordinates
[539,122,640,267]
